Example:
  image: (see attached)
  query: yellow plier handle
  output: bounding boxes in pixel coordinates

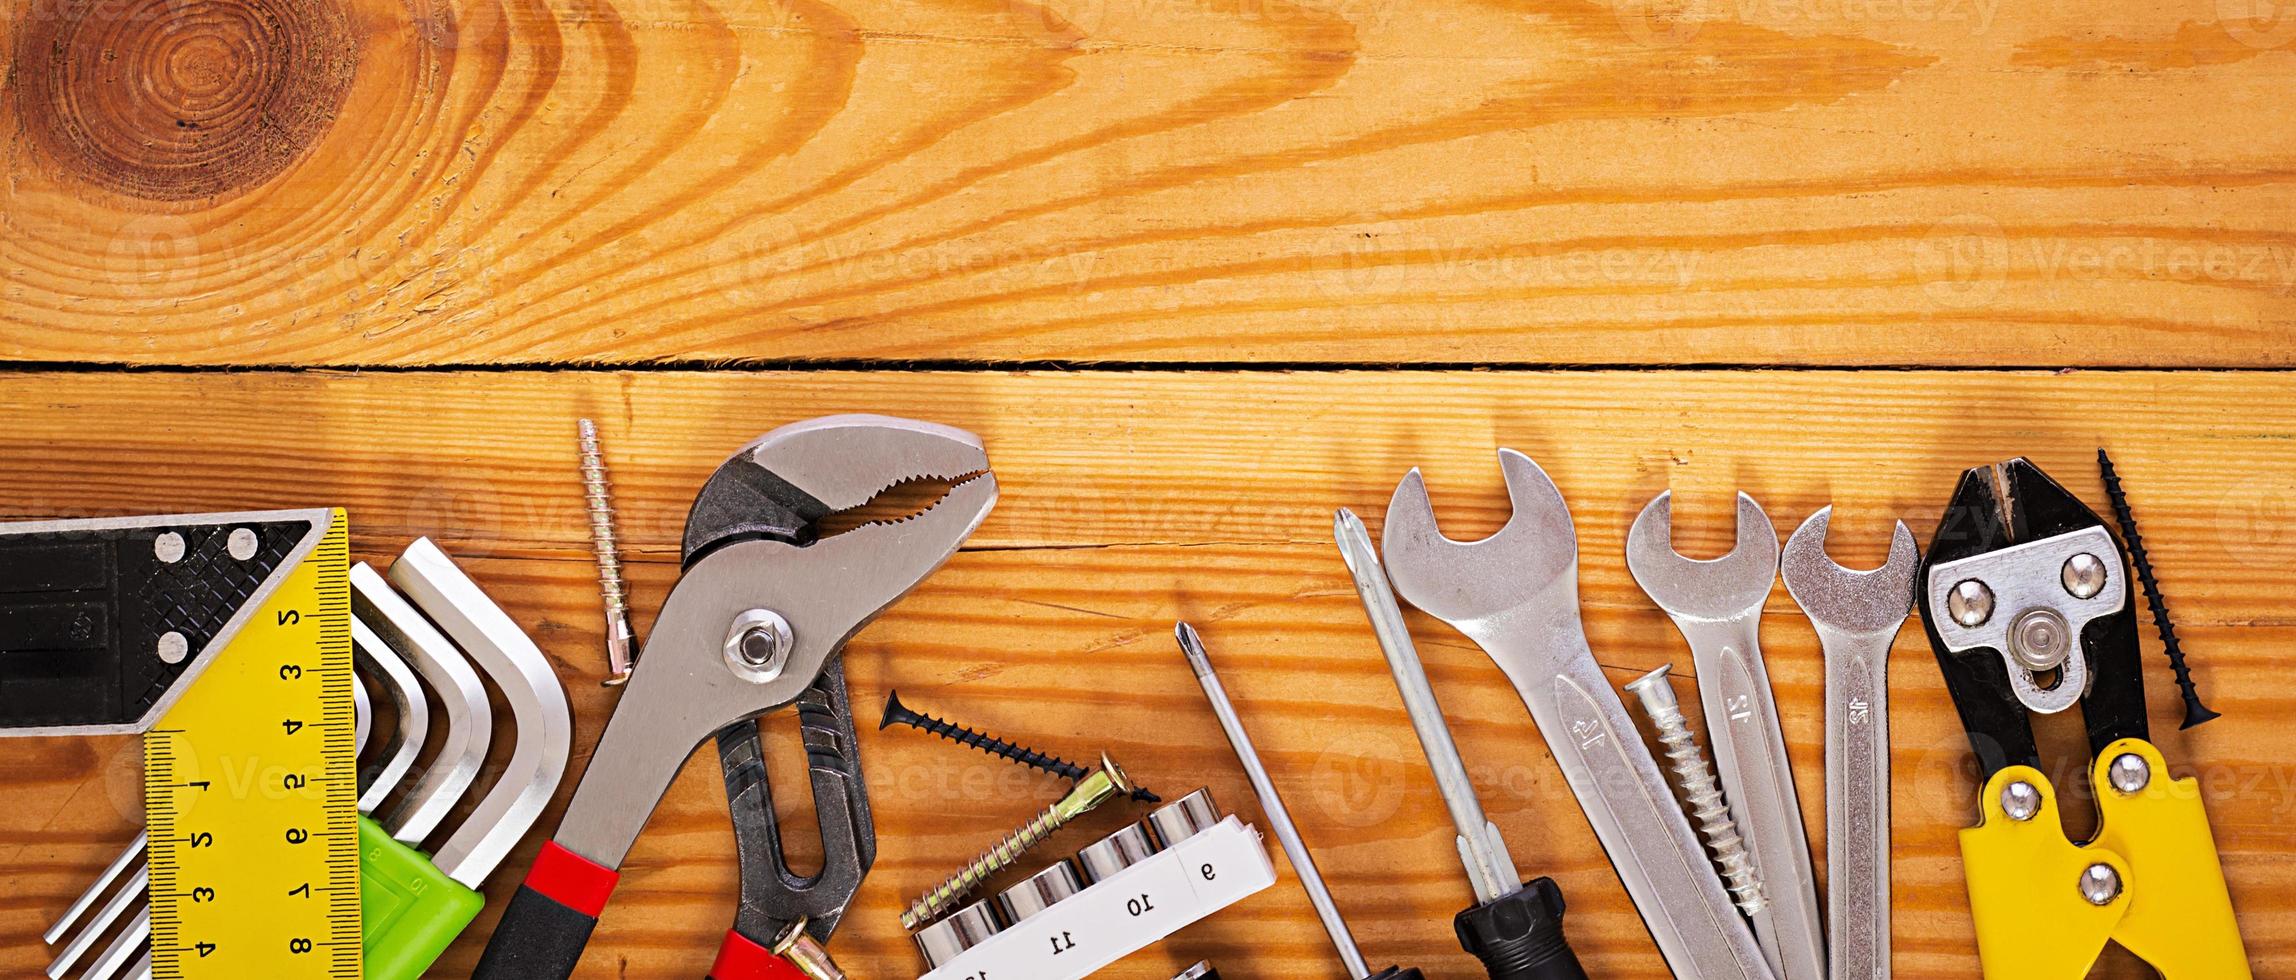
[1960,739,2250,979]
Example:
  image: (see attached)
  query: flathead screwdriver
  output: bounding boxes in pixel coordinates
[1335,509,1587,980]
[1177,622,1424,980]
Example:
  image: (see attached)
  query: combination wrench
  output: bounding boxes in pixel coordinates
[1782,507,1916,980]
[1625,491,1824,980]
[1380,451,1774,980]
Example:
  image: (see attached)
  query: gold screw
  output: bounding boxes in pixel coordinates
[770,919,848,980]
[900,755,1135,929]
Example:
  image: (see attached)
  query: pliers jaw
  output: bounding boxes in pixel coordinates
[684,414,993,564]
[1917,457,2147,779]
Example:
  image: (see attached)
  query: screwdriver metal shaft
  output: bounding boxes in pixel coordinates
[1177,622,1373,980]
[1334,509,1519,904]
[1336,509,1588,980]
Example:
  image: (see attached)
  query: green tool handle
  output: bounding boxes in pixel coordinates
[359,815,486,980]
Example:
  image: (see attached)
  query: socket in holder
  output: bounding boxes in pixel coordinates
[996,860,1085,923]
[914,899,1003,968]
[1076,821,1160,882]
[1147,788,1220,846]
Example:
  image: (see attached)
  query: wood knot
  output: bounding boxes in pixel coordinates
[12,0,358,202]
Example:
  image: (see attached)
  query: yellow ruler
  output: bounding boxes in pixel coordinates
[146,509,360,979]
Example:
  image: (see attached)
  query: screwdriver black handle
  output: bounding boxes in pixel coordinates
[1454,877,1587,980]
[1363,968,1427,980]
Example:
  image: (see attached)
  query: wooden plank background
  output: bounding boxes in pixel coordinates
[4,0,2295,974]
[1,372,2291,979]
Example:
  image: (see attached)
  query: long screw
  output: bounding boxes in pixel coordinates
[881,691,1159,802]
[2098,449,2220,729]
[577,418,638,686]
[900,755,1135,929]
[1624,665,1767,916]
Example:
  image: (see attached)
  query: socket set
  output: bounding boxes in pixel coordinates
[913,789,1277,980]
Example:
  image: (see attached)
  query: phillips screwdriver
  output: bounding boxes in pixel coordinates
[1334,509,1588,980]
[1177,622,1424,980]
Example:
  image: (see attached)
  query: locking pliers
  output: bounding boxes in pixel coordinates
[474,415,997,980]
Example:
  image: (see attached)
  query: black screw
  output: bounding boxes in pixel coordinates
[880,690,1161,802]
[2099,448,2221,729]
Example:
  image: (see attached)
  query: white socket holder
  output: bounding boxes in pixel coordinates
[915,815,1276,980]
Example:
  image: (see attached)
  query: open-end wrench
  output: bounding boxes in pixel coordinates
[1781,507,1916,980]
[1381,451,1774,980]
[1626,491,1823,980]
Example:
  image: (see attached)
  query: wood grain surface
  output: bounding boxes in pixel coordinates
[1,370,2292,978]
[5,0,2296,365]
[6,0,2296,972]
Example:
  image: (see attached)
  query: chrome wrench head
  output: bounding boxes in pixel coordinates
[1780,507,1915,980]
[1381,450,1580,642]
[1781,507,1918,638]
[1380,450,1776,980]
[1627,489,1823,980]
[1626,491,1780,622]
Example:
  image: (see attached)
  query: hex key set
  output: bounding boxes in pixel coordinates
[2,419,2250,979]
